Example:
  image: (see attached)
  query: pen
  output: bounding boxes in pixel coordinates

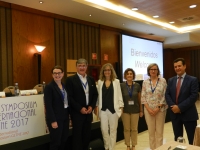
[168,146,171,150]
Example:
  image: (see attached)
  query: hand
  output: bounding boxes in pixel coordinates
[139,111,143,117]
[120,107,123,114]
[93,106,98,116]
[80,107,88,114]
[86,106,93,114]
[147,108,156,116]
[171,105,181,113]
[51,122,58,129]
[152,107,160,116]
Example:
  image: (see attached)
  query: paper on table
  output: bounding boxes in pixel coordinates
[176,145,187,149]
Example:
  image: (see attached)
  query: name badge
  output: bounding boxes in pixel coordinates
[64,104,68,108]
[128,100,134,105]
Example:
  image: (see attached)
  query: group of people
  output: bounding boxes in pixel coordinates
[44,57,199,150]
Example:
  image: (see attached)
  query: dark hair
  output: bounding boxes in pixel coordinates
[147,63,160,76]
[123,68,135,80]
[173,58,185,65]
[51,65,64,73]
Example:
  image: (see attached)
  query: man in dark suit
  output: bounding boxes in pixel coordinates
[165,58,199,144]
[65,58,98,150]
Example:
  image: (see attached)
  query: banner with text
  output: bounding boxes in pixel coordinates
[0,95,46,145]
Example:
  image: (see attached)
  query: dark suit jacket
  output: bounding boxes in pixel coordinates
[44,80,69,123]
[165,74,199,121]
[65,73,98,122]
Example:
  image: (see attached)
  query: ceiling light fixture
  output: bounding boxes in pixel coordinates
[39,1,43,4]
[89,14,92,17]
[189,5,197,8]
[132,7,138,11]
[153,15,159,18]
[169,21,175,24]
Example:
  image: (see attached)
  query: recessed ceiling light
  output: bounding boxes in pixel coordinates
[132,7,138,11]
[122,23,125,26]
[189,5,197,8]
[169,21,175,24]
[153,15,159,18]
[39,1,43,4]
[89,14,92,17]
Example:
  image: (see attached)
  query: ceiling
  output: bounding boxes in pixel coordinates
[2,0,200,49]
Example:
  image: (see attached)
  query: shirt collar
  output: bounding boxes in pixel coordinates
[77,72,87,79]
[177,72,186,79]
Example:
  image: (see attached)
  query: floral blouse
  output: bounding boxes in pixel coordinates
[141,77,168,111]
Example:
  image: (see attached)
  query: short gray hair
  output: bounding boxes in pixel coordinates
[76,58,88,66]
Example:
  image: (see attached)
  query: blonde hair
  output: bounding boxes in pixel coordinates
[99,63,117,81]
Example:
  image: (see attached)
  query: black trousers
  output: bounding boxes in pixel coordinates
[72,116,91,150]
[47,109,69,150]
[171,116,197,144]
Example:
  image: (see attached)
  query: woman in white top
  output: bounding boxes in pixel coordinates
[97,63,124,150]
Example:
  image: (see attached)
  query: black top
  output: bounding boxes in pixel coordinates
[101,81,115,114]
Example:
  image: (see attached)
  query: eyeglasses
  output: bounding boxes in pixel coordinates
[53,72,63,75]
[150,69,158,71]
[77,65,87,68]
[104,69,111,72]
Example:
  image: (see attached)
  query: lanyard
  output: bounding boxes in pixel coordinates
[81,80,88,90]
[126,81,134,98]
[150,78,159,93]
[60,85,65,100]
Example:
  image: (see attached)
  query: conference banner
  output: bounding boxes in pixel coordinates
[0,95,46,145]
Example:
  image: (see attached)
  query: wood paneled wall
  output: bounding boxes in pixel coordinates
[12,10,55,90]
[100,27,121,78]
[0,5,12,91]
[164,46,200,81]
[54,19,100,73]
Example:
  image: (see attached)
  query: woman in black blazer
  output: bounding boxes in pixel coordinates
[44,65,69,150]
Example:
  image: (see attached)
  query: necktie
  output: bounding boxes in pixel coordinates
[176,77,181,104]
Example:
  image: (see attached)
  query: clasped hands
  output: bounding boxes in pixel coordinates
[80,106,92,114]
[170,105,181,113]
[147,107,160,116]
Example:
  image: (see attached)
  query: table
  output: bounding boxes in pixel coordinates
[155,141,200,150]
[193,124,200,146]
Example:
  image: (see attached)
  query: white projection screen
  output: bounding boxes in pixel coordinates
[122,34,163,81]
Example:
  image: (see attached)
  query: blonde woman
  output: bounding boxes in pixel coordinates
[97,63,124,150]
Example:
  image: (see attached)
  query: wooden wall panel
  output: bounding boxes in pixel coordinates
[12,10,55,90]
[164,46,200,81]
[100,28,120,66]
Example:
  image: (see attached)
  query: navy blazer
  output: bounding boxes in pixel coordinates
[165,74,199,121]
[65,74,98,121]
[44,80,69,123]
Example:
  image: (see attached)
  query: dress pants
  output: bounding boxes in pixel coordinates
[171,114,197,144]
[144,108,166,150]
[72,115,91,150]
[121,113,139,146]
[47,109,69,150]
[100,109,119,150]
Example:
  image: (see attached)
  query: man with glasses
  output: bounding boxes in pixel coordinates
[65,58,98,150]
